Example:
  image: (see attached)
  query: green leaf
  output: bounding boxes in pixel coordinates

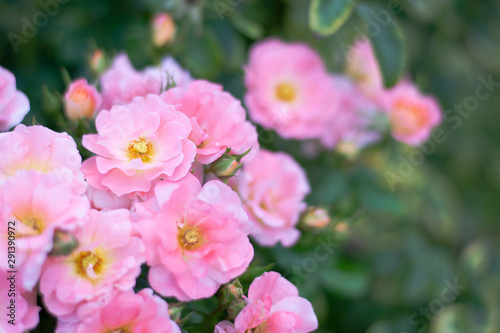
[309,0,354,36]
[356,4,405,88]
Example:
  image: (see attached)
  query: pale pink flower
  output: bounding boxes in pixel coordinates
[320,75,383,150]
[64,78,102,121]
[381,80,442,145]
[57,289,181,333]
[0,124,86,194]
[345,38,384,98]
[0,66,30,132]
[99,53,163,111]
[0,274,40,332]
[244,39,333,139]
[0,170,90,290]
[134,174,253,301]
[160,56,193,91]
[81,94,196,196]
[232,150,309,247]
[86,184,134,211]
[215,271,318,333]
[152,13,176,47]
[161,80,259,164]
[39,209,145,320]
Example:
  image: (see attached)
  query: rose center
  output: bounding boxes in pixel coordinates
[21,216,45,235]
[74,250,105,279]
[128,137,153,162]
[247,323,267,333]
[275,83,296,102]
[178,226,203,251]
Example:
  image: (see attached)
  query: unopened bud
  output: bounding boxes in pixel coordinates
[334,221,349,233]
[64,78,102,121]
[301,207,331,229]
[50,230,78,256]
[211,148,252,179]
[220,279,243,306]
[336,141,359,158]
[227,298,246,320]
[152,13,176,47]
[89,50,107,75]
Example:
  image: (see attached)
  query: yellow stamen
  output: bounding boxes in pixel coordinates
[177,226,203,251]
[128,137,153,162]
[73,249,105,279]
[275,83,296,102]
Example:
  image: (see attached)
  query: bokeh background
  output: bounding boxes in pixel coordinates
[1,0,499,332]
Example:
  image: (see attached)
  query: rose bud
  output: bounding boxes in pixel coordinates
[152,13,176,47]
[64,78,102,121]
[50,230,79,256]
[301,207,331,229]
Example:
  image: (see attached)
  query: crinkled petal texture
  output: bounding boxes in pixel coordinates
[381,81,442,146]
[56,288,181,333]
[99,53,163,111]
[244,38,333,139]
[39,209,145,321]
[0,125,86,193]
[161,80,259,164]
[0,170,90,290]
[0,66,30,132]
[82,94,197,196]
[232,149,310,247]
[134,174,254,301]
[216,272,318,333]
[0,276,40,333]
[320,75,383,149]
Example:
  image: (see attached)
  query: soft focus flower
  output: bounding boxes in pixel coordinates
[134,174,253,301]
[57,289,181,333]
[320,75,383,150]
[99,53,164,111]
[160,56,193,90]
[40,209,145,320]
[0,124,86,194]
[81,94,196,196]
[381,81,442,145]
[89,49,107,75]
[152,12,176,47]
[232,149,310,247]
[0,66,30,132]
[0,170,90,290]
[162,80,259,164]
[64,78,102,121]
[86,184,134,211]
[0,275,40,333]
[244,39,333,139]
[345,38,383,98]
[301,207,331,229]
[215,271,318,333]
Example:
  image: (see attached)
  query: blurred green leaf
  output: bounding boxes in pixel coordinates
[356,4,405,88]
[229,12,263,40]
[309,0,354,36]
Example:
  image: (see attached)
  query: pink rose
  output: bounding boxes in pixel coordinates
[161,80,259,164]
[244,38,333,139]
[39,209,145,320]
[0,66,30,132]
[81,94,196,196]
[215,271,318,333]
[57,289,181,333]
[134,174,254,301]
[320,75,383,150]
[0,124,86,194]
[152,13,176,47]
[64,78,102,121]
[345,38,384,98]
[232,150,310,247]
[381,81,442,145]
[0,170,90,290]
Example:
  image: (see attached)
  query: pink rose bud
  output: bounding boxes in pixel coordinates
[219,279,244,306]
[64,78,102,121]
[211,148,252,178]
[50,229,79,256]
[89,49,107,75]
[301,207,331,229]
[152,13,176,47]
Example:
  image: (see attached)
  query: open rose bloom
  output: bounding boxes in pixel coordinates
[134,174,253,301]
[216,271,318,333]
[0,66,30,132]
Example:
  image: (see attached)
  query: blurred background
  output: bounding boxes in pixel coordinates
[1,0,499,332]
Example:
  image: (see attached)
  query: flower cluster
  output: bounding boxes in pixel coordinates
[245,38,442,150]
[0,33,443,332]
